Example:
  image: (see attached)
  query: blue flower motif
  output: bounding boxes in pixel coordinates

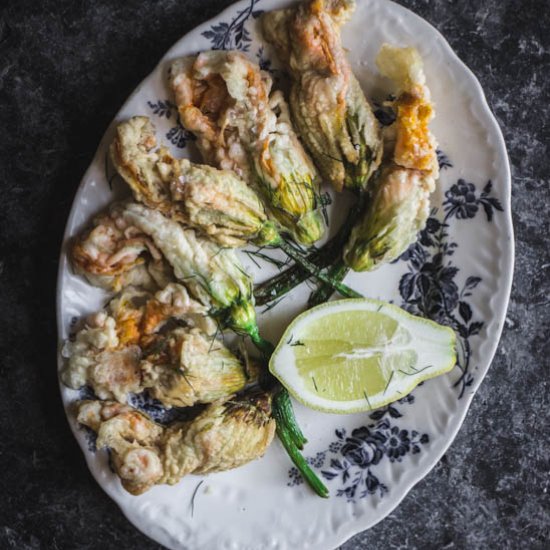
[201,0,260,52]
[291,398,428,502]
[385,427,411,462]
[419,216,441,247]
[445,179,479,219]
[288,177,505,501]
[341,427,386,468]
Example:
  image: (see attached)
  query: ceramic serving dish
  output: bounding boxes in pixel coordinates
[56,1,514,548]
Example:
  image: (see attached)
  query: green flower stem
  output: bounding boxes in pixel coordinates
[308,260,350,307]
[277,239,362,299]
[272,402,329,498]
[253,241,340,305]
[254,198,364,306]
[248,325,324,494]
[248,325,276,358]
[273,389,307,450]
[248,328,306,447]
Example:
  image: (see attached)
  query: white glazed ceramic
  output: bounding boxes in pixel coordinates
[56,1,514,548]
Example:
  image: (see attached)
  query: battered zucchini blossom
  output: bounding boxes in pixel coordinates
[61,284,250,405]
[77,391,276,495]
[141,327,250,408]
[344,44,439,271]
[111,116,279,247]
[119,201,259,337]
[262,0,382,192]
[168,51,325,246]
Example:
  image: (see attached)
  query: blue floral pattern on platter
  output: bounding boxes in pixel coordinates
[147,99,195,149]
[201,0,263,52]
[398,177,503,399]
[288,396,429,501]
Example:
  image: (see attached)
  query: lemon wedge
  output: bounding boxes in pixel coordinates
[269,299,457,414]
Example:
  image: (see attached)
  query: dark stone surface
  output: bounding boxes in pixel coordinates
[0,0,548,548]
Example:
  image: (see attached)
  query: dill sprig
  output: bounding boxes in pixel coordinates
[189,480,205,518]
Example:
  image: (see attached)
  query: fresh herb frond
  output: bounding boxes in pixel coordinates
[320,150,344,164]
[383,371,395,395]
[312,376,319,392]
[399,365,432,376]
[245,250,262,269]
[208,322,221,354]
[261,294,287,313]
[363,390,372,410]
[246,248,288,269]
[180,371,196,391]
[189,480,205,518]
[290,340,305,347]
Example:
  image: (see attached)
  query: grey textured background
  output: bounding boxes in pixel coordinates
[0,0,548,548]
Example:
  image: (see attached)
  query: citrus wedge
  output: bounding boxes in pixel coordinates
[269,299,457,414]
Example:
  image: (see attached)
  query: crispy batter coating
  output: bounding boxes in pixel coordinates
[71,203,171,292]
[169,51,325,246]
[111,117,278,247]
[262,0,382,191]
[77,391,276,494]
[141,328,249,408]
[62,284,218,402]
[344,44,438,271]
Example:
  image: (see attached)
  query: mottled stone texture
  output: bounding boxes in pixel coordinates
[0,0,548,548]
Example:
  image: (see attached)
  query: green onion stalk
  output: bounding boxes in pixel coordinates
[308,261,350,307]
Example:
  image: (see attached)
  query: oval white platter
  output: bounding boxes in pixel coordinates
[56,0,514,549]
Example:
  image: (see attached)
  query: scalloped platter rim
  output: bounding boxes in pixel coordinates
[56,1,514,549]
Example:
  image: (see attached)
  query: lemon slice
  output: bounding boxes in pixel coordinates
[269,299,457,414]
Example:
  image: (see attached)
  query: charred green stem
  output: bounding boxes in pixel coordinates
[248,329,311,460]
[255,200,364,306]
[277,239,361,299]
[273,389,307,449]
[308,260,350,307]
[272,401,329,498]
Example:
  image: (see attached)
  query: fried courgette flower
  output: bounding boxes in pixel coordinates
[77,401,165,494]
[77,391,276,494]
[262,0,382,192]
[344,44,439,271]
[110,115,182,219]
[118,202,260,337]
[141,327,250,407]
[62,311,142,402]
[111,116,279,247]
[71,206,173,292]
[168,51,325,246]
[61,284,217,401]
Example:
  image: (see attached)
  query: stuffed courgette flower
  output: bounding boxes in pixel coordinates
[77,391,276,494]
[72,201,260,338]
[111,117,279,247]
[344,44,439,271]
[118,202,260,338]
[71,205,173,292]
[141,327,250,408]
[61,284,217,401]
[168,51,325,246]
[262,0,382,192]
